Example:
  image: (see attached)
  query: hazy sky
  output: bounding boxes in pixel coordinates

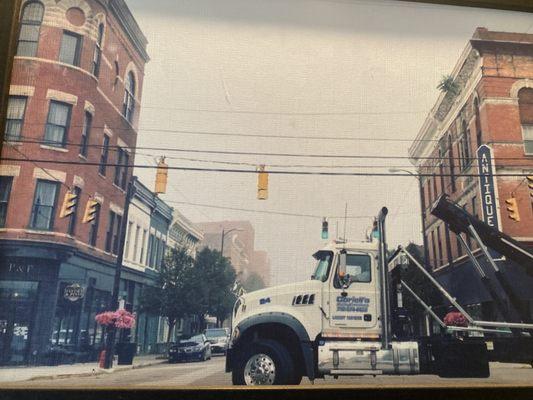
[127,0,532,285]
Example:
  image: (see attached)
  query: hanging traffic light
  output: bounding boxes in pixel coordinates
[321,218,329,239]
[82,199,100,224]
[155,156,168,194]
[505,197,520,222]
[59,189,78,218]
[527,175,533,200]
[371,219,379,240]
[257,165,268,200]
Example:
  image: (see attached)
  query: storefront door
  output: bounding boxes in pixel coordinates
[0,281,39,365]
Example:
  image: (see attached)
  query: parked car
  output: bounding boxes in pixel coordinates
[204,328,230,355]
[169,334,211,363]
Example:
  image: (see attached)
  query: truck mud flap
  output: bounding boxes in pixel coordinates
[421,337,490,378]
[487,337,533,364]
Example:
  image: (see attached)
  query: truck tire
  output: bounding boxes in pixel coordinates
[232,339,296,385]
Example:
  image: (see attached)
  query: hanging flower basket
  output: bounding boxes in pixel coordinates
[443,311,468,327]
[95,309,136,329]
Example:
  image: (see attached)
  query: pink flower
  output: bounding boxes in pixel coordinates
[444,311,468,327]
[95,309,136,329]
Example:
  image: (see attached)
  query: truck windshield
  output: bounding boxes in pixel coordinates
[312,251,333,282]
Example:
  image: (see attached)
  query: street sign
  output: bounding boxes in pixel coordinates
[64,283,85,302]
[477,145,501,230]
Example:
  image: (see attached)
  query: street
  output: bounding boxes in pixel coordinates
[2,356,533,388]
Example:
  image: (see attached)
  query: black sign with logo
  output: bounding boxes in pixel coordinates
[64,284,85,302]
[477,145,500,230]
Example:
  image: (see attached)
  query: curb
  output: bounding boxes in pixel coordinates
[25,359,167,382]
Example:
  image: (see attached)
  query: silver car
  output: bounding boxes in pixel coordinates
[204,328,230,355]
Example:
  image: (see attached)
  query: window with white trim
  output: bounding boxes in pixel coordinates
[17,1,44,57]
[5,96,27,141]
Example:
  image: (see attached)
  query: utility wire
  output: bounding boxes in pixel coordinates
[2,157,531,177]
[5,139,532,162]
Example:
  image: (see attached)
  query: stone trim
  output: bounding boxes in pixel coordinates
[481,97,519,107]
[73,175,85,188]
[33,167,66,183]
[84,100,95,114]
[103,124,113,137]
[93,192,104,204]
[9,85,35,97]
[0,165,21,177]
[510,79,533,98]
[46,89,78,105]
[109,201,124,216]
[117,137,131,152]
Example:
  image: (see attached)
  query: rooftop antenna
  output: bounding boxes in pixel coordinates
[343,203,348,242]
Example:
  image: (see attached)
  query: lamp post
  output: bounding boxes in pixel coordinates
[103,176,137,369]
[389,168,429,268]
[220,228,243,257]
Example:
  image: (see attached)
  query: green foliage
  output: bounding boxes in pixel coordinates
[242,272,266,293]
[138,246,195,342]
[437,75,460,96]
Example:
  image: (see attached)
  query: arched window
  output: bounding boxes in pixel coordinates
[17,1,44,57]
[518,87,533,155]
[92,23,104,77]
[474,97,482,148]
[447,134,456,192]
[459,120,471,170]
[123,71,135,123]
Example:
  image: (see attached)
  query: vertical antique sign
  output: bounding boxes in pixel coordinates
[477,144,500,230]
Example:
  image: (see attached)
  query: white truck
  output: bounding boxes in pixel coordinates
[226,197,533,385]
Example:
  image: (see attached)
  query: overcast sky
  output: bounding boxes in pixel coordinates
[127,0,532,285]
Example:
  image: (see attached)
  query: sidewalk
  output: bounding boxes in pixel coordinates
[0,354,167,383]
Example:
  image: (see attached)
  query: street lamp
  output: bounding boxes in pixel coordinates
[388,168,429,268]
[220,228,243,256]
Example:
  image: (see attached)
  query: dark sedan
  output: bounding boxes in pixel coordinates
[169,334,212,363]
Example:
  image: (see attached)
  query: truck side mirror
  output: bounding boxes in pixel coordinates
[339,250,347,283]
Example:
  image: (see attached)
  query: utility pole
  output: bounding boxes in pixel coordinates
[103,176,137,369]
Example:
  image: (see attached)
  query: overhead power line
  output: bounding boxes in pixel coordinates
[5,139,532,162]
[2,157,531,178]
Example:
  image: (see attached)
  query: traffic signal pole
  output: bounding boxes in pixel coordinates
[103,175,137,369]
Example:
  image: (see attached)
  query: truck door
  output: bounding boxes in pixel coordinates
[328,252,379,329]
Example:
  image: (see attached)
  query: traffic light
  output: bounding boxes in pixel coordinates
[59,189,78,218]
[527,175,533,200]
[257,165,268,200]
[505,197,520,222]
[321,218,328,239]
[82,199,100,224]
[371,219,379,240]
[155,157,168,194]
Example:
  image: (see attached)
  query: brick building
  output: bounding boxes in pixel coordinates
[0,0,149,365]
[409,28,533,321]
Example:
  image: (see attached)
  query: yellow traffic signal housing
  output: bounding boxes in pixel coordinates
[257,165,268,200]
[155,157,168,194]
[59,190,78,218]
[505,197,520,222]
[82,199,100,224]
[527,175,533,199]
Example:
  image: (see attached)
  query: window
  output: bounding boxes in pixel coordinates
[125,221,133,259]
[44,101,71,147]
[5,96,27,141]
[80,112,92,157]
[17,1,44,57]
[114,148,129,189]
[0,177,13,227]
[459,120,471,170]
[133,225,140,262]
[89,202,100,246]
[474,98,482,148]
[140,229,147,264]
[519,88,533,154]
[432,173,437,203]
[30,180,59,230]
[123,71,135,123]
[472,196,478,219]
[59,31,82,66]
[105,211,122,255]
[147,234,154,267]
[92,24,104,77]
[67,186,81,235]
[99,134,110,175]
[334,254,371,287]
[448,135,456,193]
[522,125,533,155]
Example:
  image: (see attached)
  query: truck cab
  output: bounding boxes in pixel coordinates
[226,240,396,385]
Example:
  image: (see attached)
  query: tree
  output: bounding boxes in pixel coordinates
[437,74,460,97]
[242,272,265,292]
[138,246,195,343]
[189,248,237,331]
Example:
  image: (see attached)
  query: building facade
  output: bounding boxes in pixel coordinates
[0,0,149,365]
[409,28,533,321]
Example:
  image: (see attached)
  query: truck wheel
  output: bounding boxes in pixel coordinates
[232,339,295,385]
